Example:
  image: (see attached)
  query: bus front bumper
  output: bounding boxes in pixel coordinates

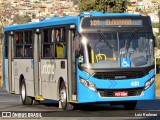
[77,81,155,103]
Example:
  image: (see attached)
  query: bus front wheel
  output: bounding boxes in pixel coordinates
[59,81,74,110]
[20,80,33,105]
[123,101,137,110]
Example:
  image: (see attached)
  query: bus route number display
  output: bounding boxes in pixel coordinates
[87,19,142,27]
[90,19,132,26]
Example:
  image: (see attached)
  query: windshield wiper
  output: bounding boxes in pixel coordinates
[99,32,113,50]
[126,29,139,48]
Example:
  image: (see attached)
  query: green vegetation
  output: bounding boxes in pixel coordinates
[152,23,160,28]
[71,0,79,4]
[156,75,160,97]
[78,0,129,13]
[154,11,160,67]
[0,86,3,89]
[13,14,31,24]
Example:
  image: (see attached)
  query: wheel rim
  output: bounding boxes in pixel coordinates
[21,84,26,101]
[60,88,66,104]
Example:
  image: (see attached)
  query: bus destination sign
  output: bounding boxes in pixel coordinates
[90,19,132,26]
[81,17,143,28]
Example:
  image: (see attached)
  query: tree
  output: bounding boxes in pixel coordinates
[158,10,160,31]
[32,13,36,19]
[71,0,79,5]
[13,14,31,24]
[78,0,129,13]
[139,9,148,16]
[156,10,160,49]
[78,0,96,12]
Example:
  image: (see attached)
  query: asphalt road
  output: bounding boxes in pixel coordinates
[0,89,160,120]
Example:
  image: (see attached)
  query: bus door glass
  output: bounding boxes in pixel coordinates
[8,32,15,92]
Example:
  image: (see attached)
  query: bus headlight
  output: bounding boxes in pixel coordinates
[80,78,97,92]
[144,77,155,90]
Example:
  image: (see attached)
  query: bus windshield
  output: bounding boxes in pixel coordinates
[79,32,154,69]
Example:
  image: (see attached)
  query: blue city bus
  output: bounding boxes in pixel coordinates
[3,12,156,110]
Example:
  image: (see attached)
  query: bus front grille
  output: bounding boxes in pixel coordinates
[97,87,143,97]
[93,71,145,80]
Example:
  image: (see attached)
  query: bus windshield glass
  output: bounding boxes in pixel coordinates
[79,32,154,69]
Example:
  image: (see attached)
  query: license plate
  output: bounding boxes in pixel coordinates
[114,91,128,97]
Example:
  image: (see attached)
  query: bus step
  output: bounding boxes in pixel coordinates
[35,96,45,101]
[69,100,78,103]
[10,91,15,94]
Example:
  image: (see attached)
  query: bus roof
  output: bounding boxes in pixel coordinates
[4,16,79,32]
[4,12,141,32]
[79,12,140,17]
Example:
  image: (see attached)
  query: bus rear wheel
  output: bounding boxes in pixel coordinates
[59,81,74,110]
[20,80,33,105]
[123,101,137,110]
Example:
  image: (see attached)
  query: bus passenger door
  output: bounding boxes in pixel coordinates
[8,33,15,93]
[68,28,77,101]
[33,31,42,97]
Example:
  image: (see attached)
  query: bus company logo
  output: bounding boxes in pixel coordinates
[41,61,56,75]
[115,76,126,79]
[1,112,42,119]
[2,112,11,118]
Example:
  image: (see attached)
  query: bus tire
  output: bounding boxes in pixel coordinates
[59,81,74,110]
[20,80,33,105]
[123,101,137,110]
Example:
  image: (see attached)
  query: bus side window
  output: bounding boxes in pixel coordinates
[15,32,24,58]
[24,31,33,58]
[24,46,32,57]
[44,45,51,57]
[42,29,53,58]
[16,46,23,57]
[56,43,64,58]
[54,28,66,58]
